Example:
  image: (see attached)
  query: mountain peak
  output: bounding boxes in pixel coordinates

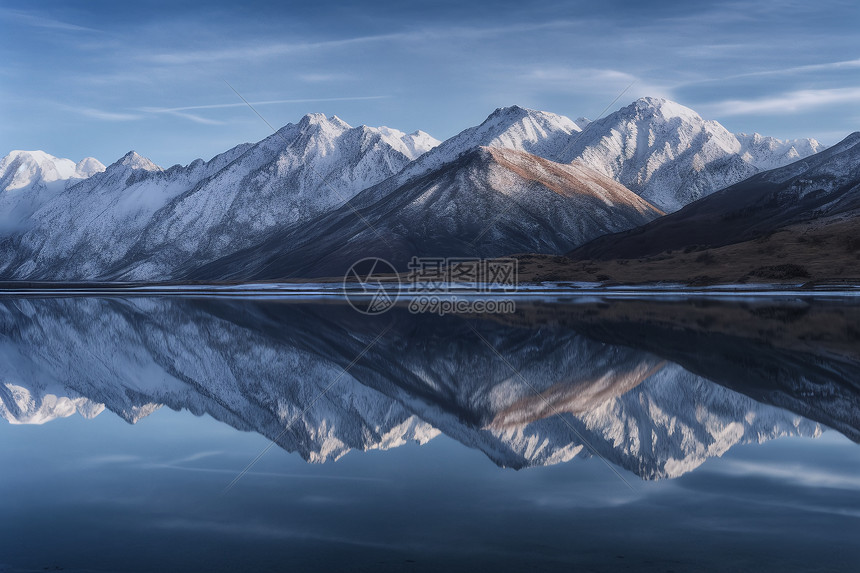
[478,105,581,139]
[75,157,106,178]
[296,112,350,130]
[490,104,529,116]
[626,97,703,122]
[485,105,551,124]
[113,151,161,172]
[6,149,54,162]
[634,96,669,107]
[1,149,100,193]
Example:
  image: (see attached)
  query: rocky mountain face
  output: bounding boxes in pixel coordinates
[2,297,855,480]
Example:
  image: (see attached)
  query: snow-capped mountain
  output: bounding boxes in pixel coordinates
[1,297,854,479]
[0,150,105,232]
[0,150,105,193]
[571,130,860,261]
[419,105,582,171]
[736,131,822,171]
[192,146,662,279]
[563,97,824,212]
[0,116,439,280]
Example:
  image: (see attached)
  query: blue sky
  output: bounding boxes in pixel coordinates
[2,0,859,166]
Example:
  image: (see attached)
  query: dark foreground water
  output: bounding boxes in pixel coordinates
[0,294,858,572]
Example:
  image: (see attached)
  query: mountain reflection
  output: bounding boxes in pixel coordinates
[0,295,858,480]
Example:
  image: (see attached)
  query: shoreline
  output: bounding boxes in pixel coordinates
[0,281,858,299]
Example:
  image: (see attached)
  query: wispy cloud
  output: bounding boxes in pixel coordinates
[74,106,143,121]
[137,95,389,124]
[298,73,354,83]
[143,95,389,113]
[139,108,225,125]
[141,33,409,65]
[680,58,860,86]
[703,87,860,116]
[139,21,583,66]
[518,67,674,101]
[1,8,98,33]
[729,58,860,79]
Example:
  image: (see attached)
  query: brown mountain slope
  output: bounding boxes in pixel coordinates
[515,213,860,285]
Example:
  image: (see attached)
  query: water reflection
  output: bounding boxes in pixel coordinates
[0,295,858,480]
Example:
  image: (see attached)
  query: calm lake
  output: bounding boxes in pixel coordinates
[0,294,858,572]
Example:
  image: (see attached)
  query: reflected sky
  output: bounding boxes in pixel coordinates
[1,409,858,572]
[0,295,859,571]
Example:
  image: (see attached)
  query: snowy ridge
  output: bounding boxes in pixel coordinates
[563,97,824,211]
[0,115,440,280]
[736,132,822,171]
[378,105,582,187]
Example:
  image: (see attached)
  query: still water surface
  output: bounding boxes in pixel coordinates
[0,295,858,572]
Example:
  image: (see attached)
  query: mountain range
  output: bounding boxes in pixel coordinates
[0,97,839,283]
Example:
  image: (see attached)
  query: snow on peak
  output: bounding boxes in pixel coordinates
[113,151,162,172]
[398,105,582,180]
[487,104,532,120]
[401,130,440,158]
[475,106,582,156]
[75,157,106,178]
[367,125,440,160]
[1,150,104,193]
[565,97,823,211]
[736,132,826,170]
[631,96,697,116]
[296,112,350,132]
